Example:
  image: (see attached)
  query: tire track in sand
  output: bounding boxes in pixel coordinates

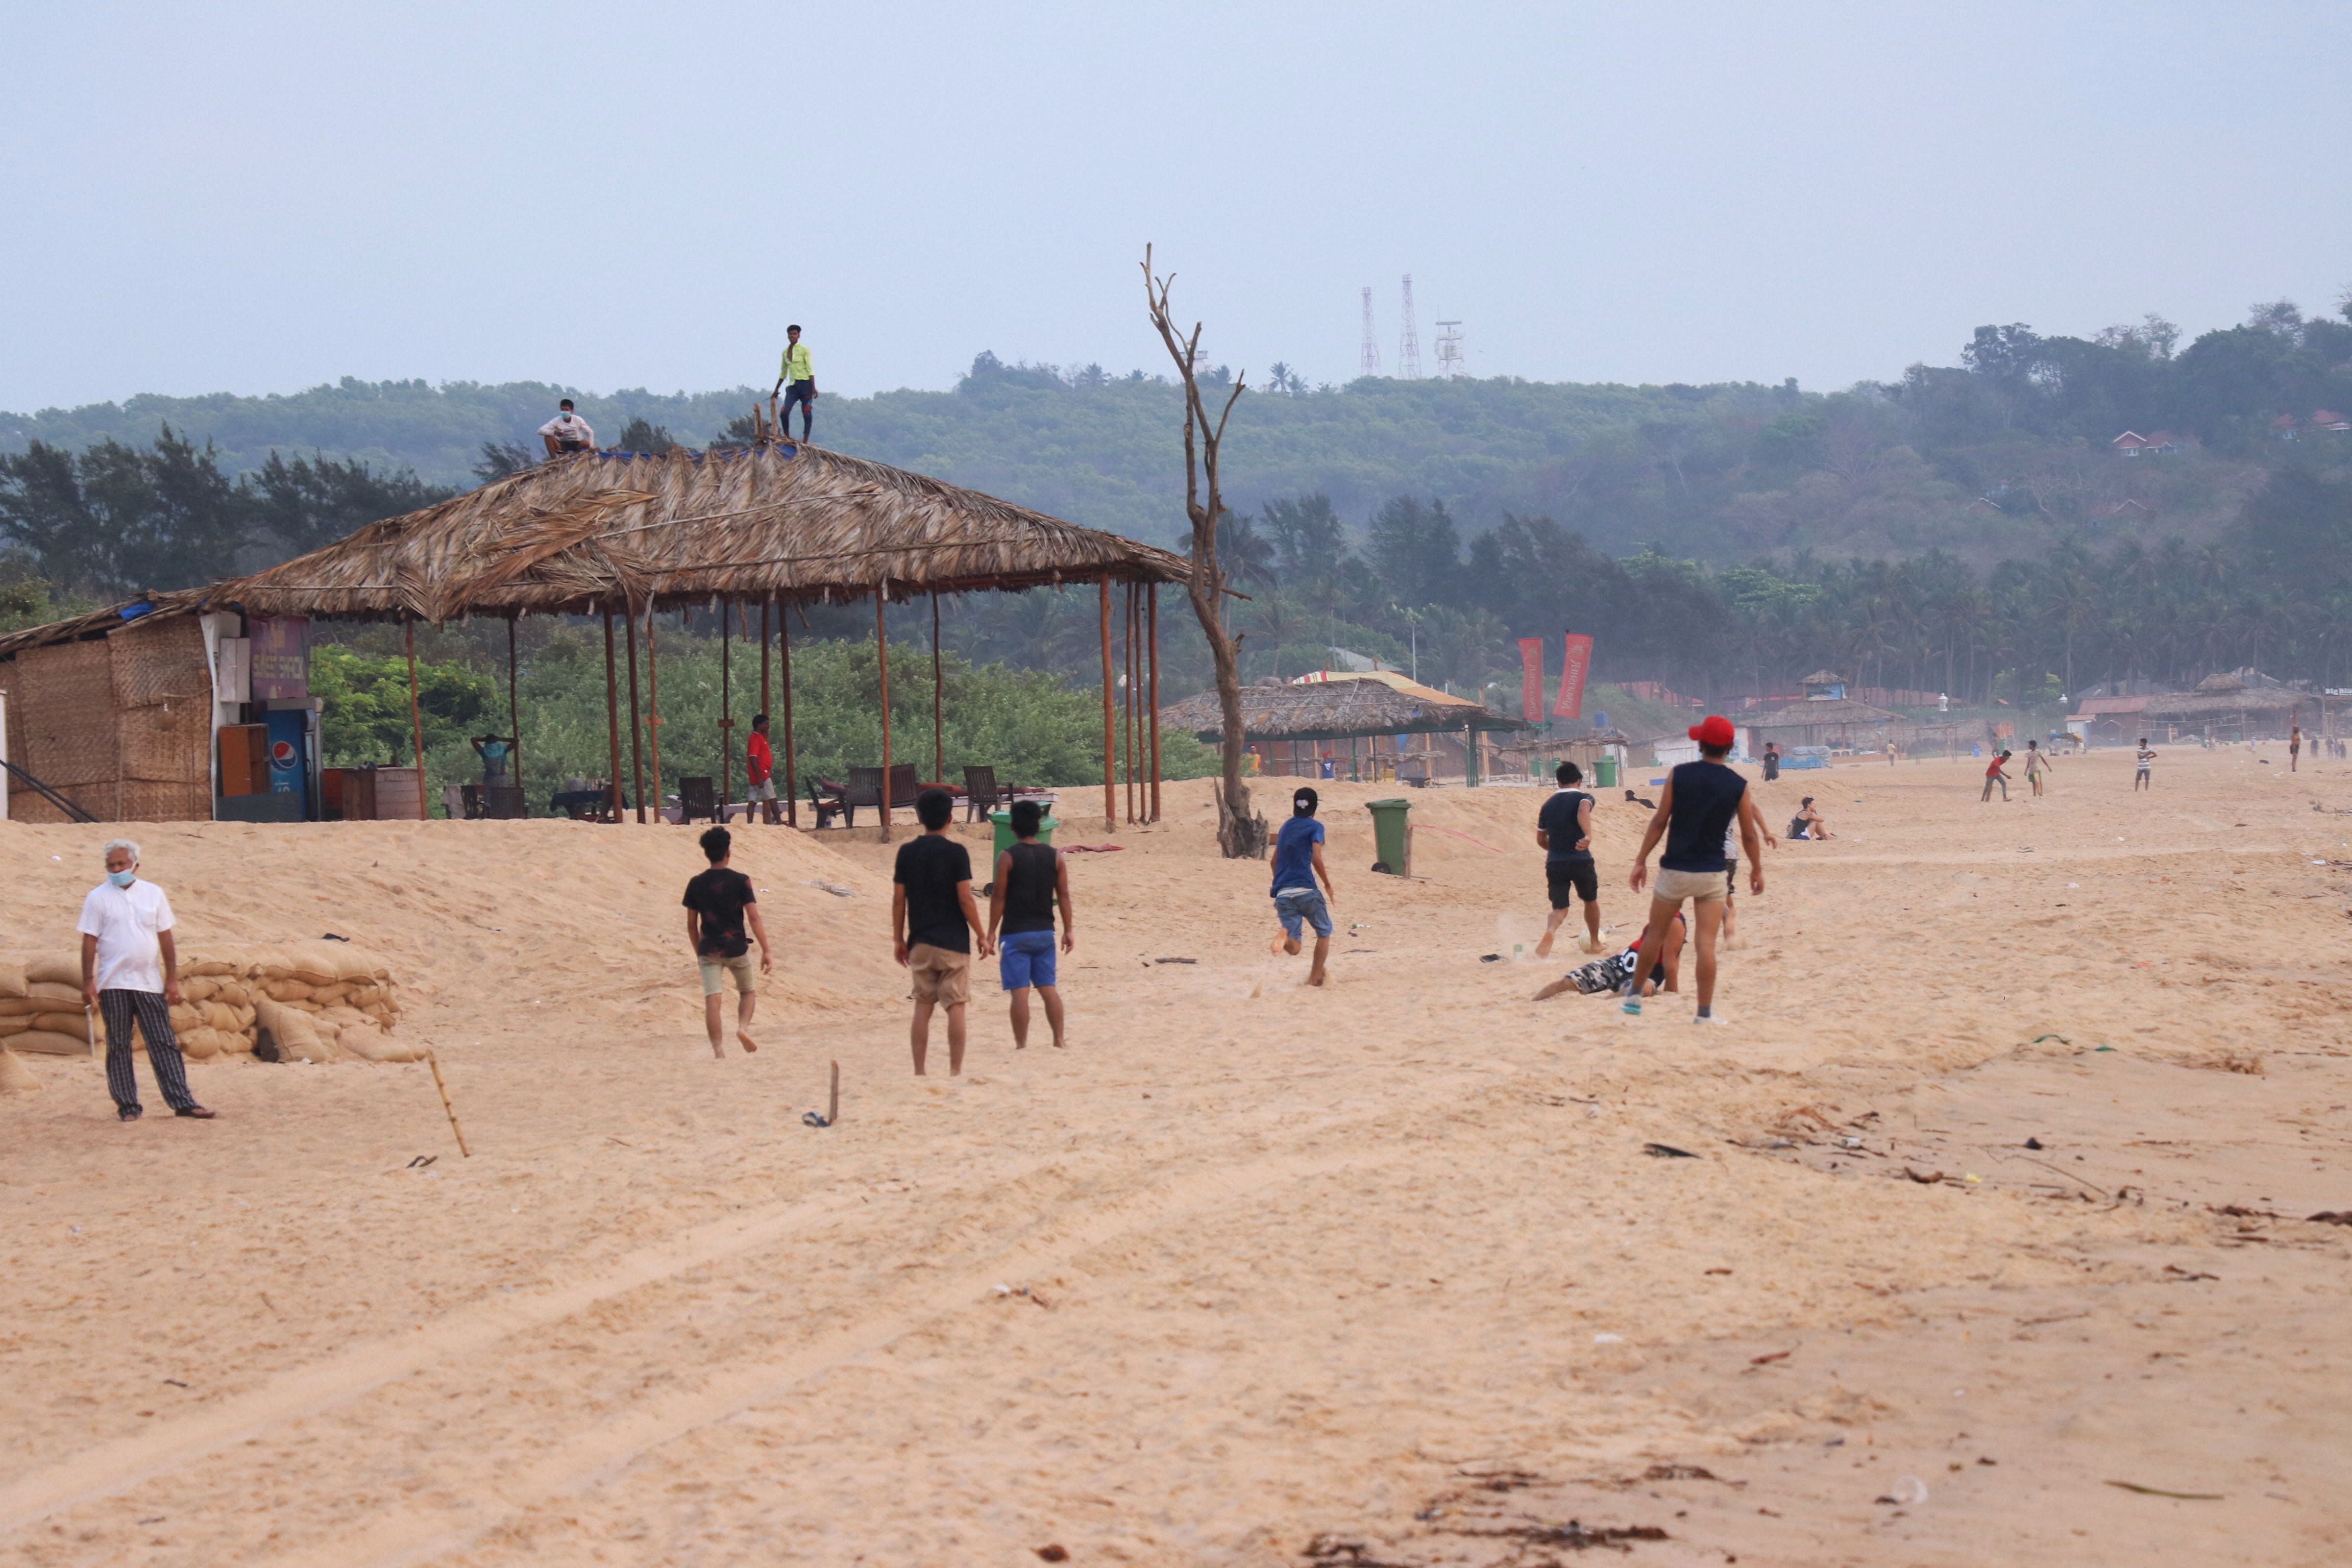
[269,1139,1387,1568]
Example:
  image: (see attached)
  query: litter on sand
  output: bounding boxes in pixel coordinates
[1643,1142,1699,1159]
[809,880,857,898]
[1153,957,1197,965]
[2106,1481,2223,1500]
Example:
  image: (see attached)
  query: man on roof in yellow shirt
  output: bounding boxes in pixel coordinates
[772,324,816,440]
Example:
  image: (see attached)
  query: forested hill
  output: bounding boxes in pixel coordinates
[7,299,2350,568]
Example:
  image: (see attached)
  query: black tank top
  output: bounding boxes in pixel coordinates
[1001,842,1058,934]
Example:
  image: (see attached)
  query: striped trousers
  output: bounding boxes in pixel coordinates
[98,988,197,1114]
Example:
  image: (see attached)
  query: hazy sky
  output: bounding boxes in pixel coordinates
[5,1,2348,412]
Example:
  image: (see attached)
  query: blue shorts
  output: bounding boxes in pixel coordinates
[1273,886,1334,941]
[998,929,1058,990]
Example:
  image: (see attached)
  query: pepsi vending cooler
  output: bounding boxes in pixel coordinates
[263,709,316,819]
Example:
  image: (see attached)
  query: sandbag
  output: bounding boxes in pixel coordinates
[169,1004,202,1030]
[181,957,247,979]
[0,960,25,999]
[308,982,353,1008]
[261,978,315,1004]
[206,1001,242,1034]
[26,980,84,1007]
[0,999,38,1019]
[0,1015,30,1037]
[24,956,80,987]
[0,1048,37,1094]
[332,946,379,983]
[276,942,346,987]
[253,997,337,1062]
[11,1030,91,1056]
[179,977,220,1004]
[32,1012,91,1041]
[215,981,252,1009]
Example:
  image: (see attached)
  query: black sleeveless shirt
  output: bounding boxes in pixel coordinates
[1001,842,1059,934]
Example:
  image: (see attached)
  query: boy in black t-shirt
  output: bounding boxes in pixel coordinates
[682,826,772,1059]
[892,788,992,1076]
[1534,760,1600,958]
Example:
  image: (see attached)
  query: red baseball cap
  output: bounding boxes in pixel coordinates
[1688,714,1737,748]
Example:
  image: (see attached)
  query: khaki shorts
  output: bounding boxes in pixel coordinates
[698,952,757,996]
[1652,867,1729,906]
[745,780,777,802]
[906,943,971,1006]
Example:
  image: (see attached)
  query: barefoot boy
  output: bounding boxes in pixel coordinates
[1535,761,1599,958]
[1269,786,1337,986]
[893,787,992,1075]
[1622,716,1764,1023]
[986,800,1075,1049]
[682,826,771,1058]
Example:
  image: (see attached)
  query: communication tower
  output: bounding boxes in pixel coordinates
[1434,319,1465,379]
[1397,274,1422,379]
[1359,287,1381,376]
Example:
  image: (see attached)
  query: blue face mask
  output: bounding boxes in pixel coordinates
[108,869,136,888]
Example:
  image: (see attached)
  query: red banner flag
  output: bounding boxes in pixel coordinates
[1518,638,1546,723]
[1552,633,1593,719]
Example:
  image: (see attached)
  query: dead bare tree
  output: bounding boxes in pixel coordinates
[1142,245,1266,858]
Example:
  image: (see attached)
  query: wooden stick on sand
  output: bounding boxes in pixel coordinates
[427,1051,471,1157]
[830,1058,840,1127]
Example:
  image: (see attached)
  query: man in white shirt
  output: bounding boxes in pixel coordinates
[538,398,597,459]
[77,839,213,1122]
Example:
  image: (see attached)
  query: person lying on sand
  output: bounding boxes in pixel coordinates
[683,826,771,1059]
[1268,785,1336,986]
[986,800,1075,1049]
[1533,911,1684,1001]
[1787,797,1831,840]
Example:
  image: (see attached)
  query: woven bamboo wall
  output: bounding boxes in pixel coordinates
[1,615,215,823]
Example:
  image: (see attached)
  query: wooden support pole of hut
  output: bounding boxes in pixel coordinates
[405,618,428,820]
[601,604,623,823]
[505,612,524,800]
[931,590,945,786]
[1147,583,1161,823]
[719,598,734,809]
[1099,575,1116,830]
[780,598,798,827]
[625,604,646,824]
[760,595,772,717]
[1125,583,1139,824]
[876,588,893,837]
[646,603,665,819]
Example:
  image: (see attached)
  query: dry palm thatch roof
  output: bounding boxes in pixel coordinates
[222,441,1194,623]
[1161,677,1525,742]
[1741,695,1906,731]
[0,589,215,662]
[2139,675,2313,720]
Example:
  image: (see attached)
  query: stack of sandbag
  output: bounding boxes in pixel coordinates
[0,956,99,1056]
[0,942,415,1063]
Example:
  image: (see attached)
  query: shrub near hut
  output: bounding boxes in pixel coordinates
[0,942,413,1063]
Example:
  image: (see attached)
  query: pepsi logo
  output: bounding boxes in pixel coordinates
[271,741,296,765]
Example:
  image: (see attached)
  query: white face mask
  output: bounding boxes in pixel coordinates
[108,868,136,887]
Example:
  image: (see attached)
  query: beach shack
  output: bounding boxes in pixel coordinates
[1159,672,1527,785]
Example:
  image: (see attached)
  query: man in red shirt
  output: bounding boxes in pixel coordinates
[746,713,779,824]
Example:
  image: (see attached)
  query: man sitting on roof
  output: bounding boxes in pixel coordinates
[539,399,597,459]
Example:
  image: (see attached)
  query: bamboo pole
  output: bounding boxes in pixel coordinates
[647,604,664,819]
[426,1050,471,1157]
[625,603,646,823]
[1099,574,1115,831]
[719,598,734,812]
[1127,583,1140,823]
[760,595,773,716]
[505,612,524,803]
[1148,584,1161,823]
[404,618,427,820]
[601,604,623,823]
[931,590,945,787]
[781,598,798,827]
[877,589,893,838]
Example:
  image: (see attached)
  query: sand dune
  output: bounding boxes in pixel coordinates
[2,750,2348,1566]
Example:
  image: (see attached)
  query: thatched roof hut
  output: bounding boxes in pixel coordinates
[1160,677,1521,743]
[1741,695,1907,745]
[224,441,1191,622]
[2137,673,2314,735]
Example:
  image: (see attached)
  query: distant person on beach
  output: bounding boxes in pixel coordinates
[1788,796,1831,840]
[1534,761,1598,958]
[683,826,770,1060]
[2291,723,2303,772]
[1621,715,1763,1023]
[80,839,214,1122]
[745,713,778,824]
[1982,749,2011,802]
[539,399,596,458]
[893,788,991,1075]
[773,324,817,440]
[2134,738,2155,791]
[1533,911,1684,1002]
[1720,808,1777,946]
[1268,786,1336,987]
[2022,738,2053,796]
[1762,742,1781,782]
[986,800,1075,1049]
[1884,739,1898,766]
[471,732,514,787]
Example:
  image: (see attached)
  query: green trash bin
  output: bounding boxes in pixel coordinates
[988,808,1058,862]
[1594,754,1619,789]
[1366,797,1412,875]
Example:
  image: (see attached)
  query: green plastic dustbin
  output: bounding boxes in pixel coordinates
[1594,754,1619,789]
[989,808,1058,862]
[1366,797,1412,875]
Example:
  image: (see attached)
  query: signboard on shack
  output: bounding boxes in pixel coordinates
[249,615,310,704]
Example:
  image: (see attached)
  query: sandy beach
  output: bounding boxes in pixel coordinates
[2,747,2348,1567]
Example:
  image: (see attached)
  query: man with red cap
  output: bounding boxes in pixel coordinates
[1620,714,1766,1022]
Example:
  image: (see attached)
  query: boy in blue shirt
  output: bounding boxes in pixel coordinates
[1267,786,1337,986]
